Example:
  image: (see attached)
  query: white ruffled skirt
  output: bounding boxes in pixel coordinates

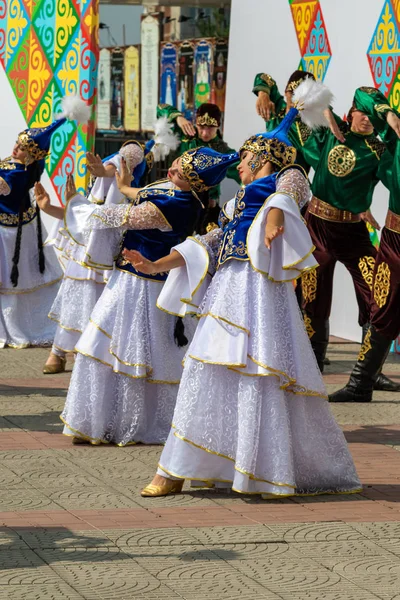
[61,268,194,445]
[156,261,361,497]
[0,219,62,348]
[49,259,106,354]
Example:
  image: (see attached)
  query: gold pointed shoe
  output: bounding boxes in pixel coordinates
[43,358,66,375]
[141,479,184,498]
[71,436,89,445]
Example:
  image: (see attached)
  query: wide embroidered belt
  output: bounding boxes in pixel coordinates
[385,209,400,234]
[308,196,361,223]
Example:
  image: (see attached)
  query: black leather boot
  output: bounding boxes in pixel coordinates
[329,326,393,402]
[304,315,329,373]
[361,324,400,392]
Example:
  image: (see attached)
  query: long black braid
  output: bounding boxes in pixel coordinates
[10,161,44,287]
[173,189,210,348]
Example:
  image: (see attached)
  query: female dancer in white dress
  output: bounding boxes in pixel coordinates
[0,96,89,349]
[60,146,239,446]
[36,141,150,374]
[125,81,362,498]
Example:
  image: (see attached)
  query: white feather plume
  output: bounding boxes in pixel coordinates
[58,95,91,124]
[151,116,181,161]
[293,78,333,128]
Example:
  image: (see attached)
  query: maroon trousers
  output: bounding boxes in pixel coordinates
[370,227,400,340]
[303,212,377,326]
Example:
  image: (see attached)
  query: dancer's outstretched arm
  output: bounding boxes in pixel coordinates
[122,248,185,274]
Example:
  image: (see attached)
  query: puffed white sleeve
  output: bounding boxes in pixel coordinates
[90,201,172,231]
[247,168,317,282]
[83,202,173,270]
[87,154,125,206]
[157,228,223,317]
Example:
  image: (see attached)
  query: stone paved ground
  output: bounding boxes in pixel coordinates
[0,340,400,599]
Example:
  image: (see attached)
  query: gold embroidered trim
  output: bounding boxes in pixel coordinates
[359,86,377,94]
[76,348,151,381]
[0,205,36,226]
[358,328,372,361]
[171,430,297,489]
[89,318,112,339]
[295,120,312,146]
[304,314,316,339]
[246,354,327,399]
[283,246,315,270]
[18,129,49,161]
[145,201,172,230]
[137,188,175,200]
[373,262,391,308]
[197,311,250,334]
[358,255,375,291]
[159,463,362,498]
[364,136,386,160]
[189,353,247,368]
[108,346,153,372]
[0,276,62,295]
[302,269,317,304]
[0,158,17,171]
[48,314,82,334]
[183,236,210,298]
[180,148,224,193]
[206,222,218,232]
[115,266,165,283]
[374,103,392,114]
[286,78,305,93]
[218,229,247,264]
[64,275,106,285]
[60,416,109,445]
[260,73,275,88]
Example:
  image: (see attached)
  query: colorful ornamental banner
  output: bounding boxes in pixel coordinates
[177,40,194,122]
[0,0,99,202]
[124,45,140,132]
[110,48,124,130]
[367,0,400,110]
[288,0,332,81]
[193,39,213,108]
[97,48,111,130]
[160,42,178,108]
[140,14,160,131]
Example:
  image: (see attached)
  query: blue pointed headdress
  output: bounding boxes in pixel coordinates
[17,96,91,163]
[240,78,333,172]
[240,108,299,172]
[180,147,239,193]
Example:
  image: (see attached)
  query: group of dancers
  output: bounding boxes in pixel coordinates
[1,67,399,499]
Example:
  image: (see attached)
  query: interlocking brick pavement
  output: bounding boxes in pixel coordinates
[0,341,399,599]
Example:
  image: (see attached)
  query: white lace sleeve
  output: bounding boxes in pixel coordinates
[90,201,172,232]
[194,228,223,273]
[90,204,131,230]
[276,168,311,210]
[126,202,172,231]
[0,176,11,196]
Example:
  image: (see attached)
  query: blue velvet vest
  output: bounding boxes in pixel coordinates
[117,186,200,282]
[0,159,36,227]
[217,173,277,267]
